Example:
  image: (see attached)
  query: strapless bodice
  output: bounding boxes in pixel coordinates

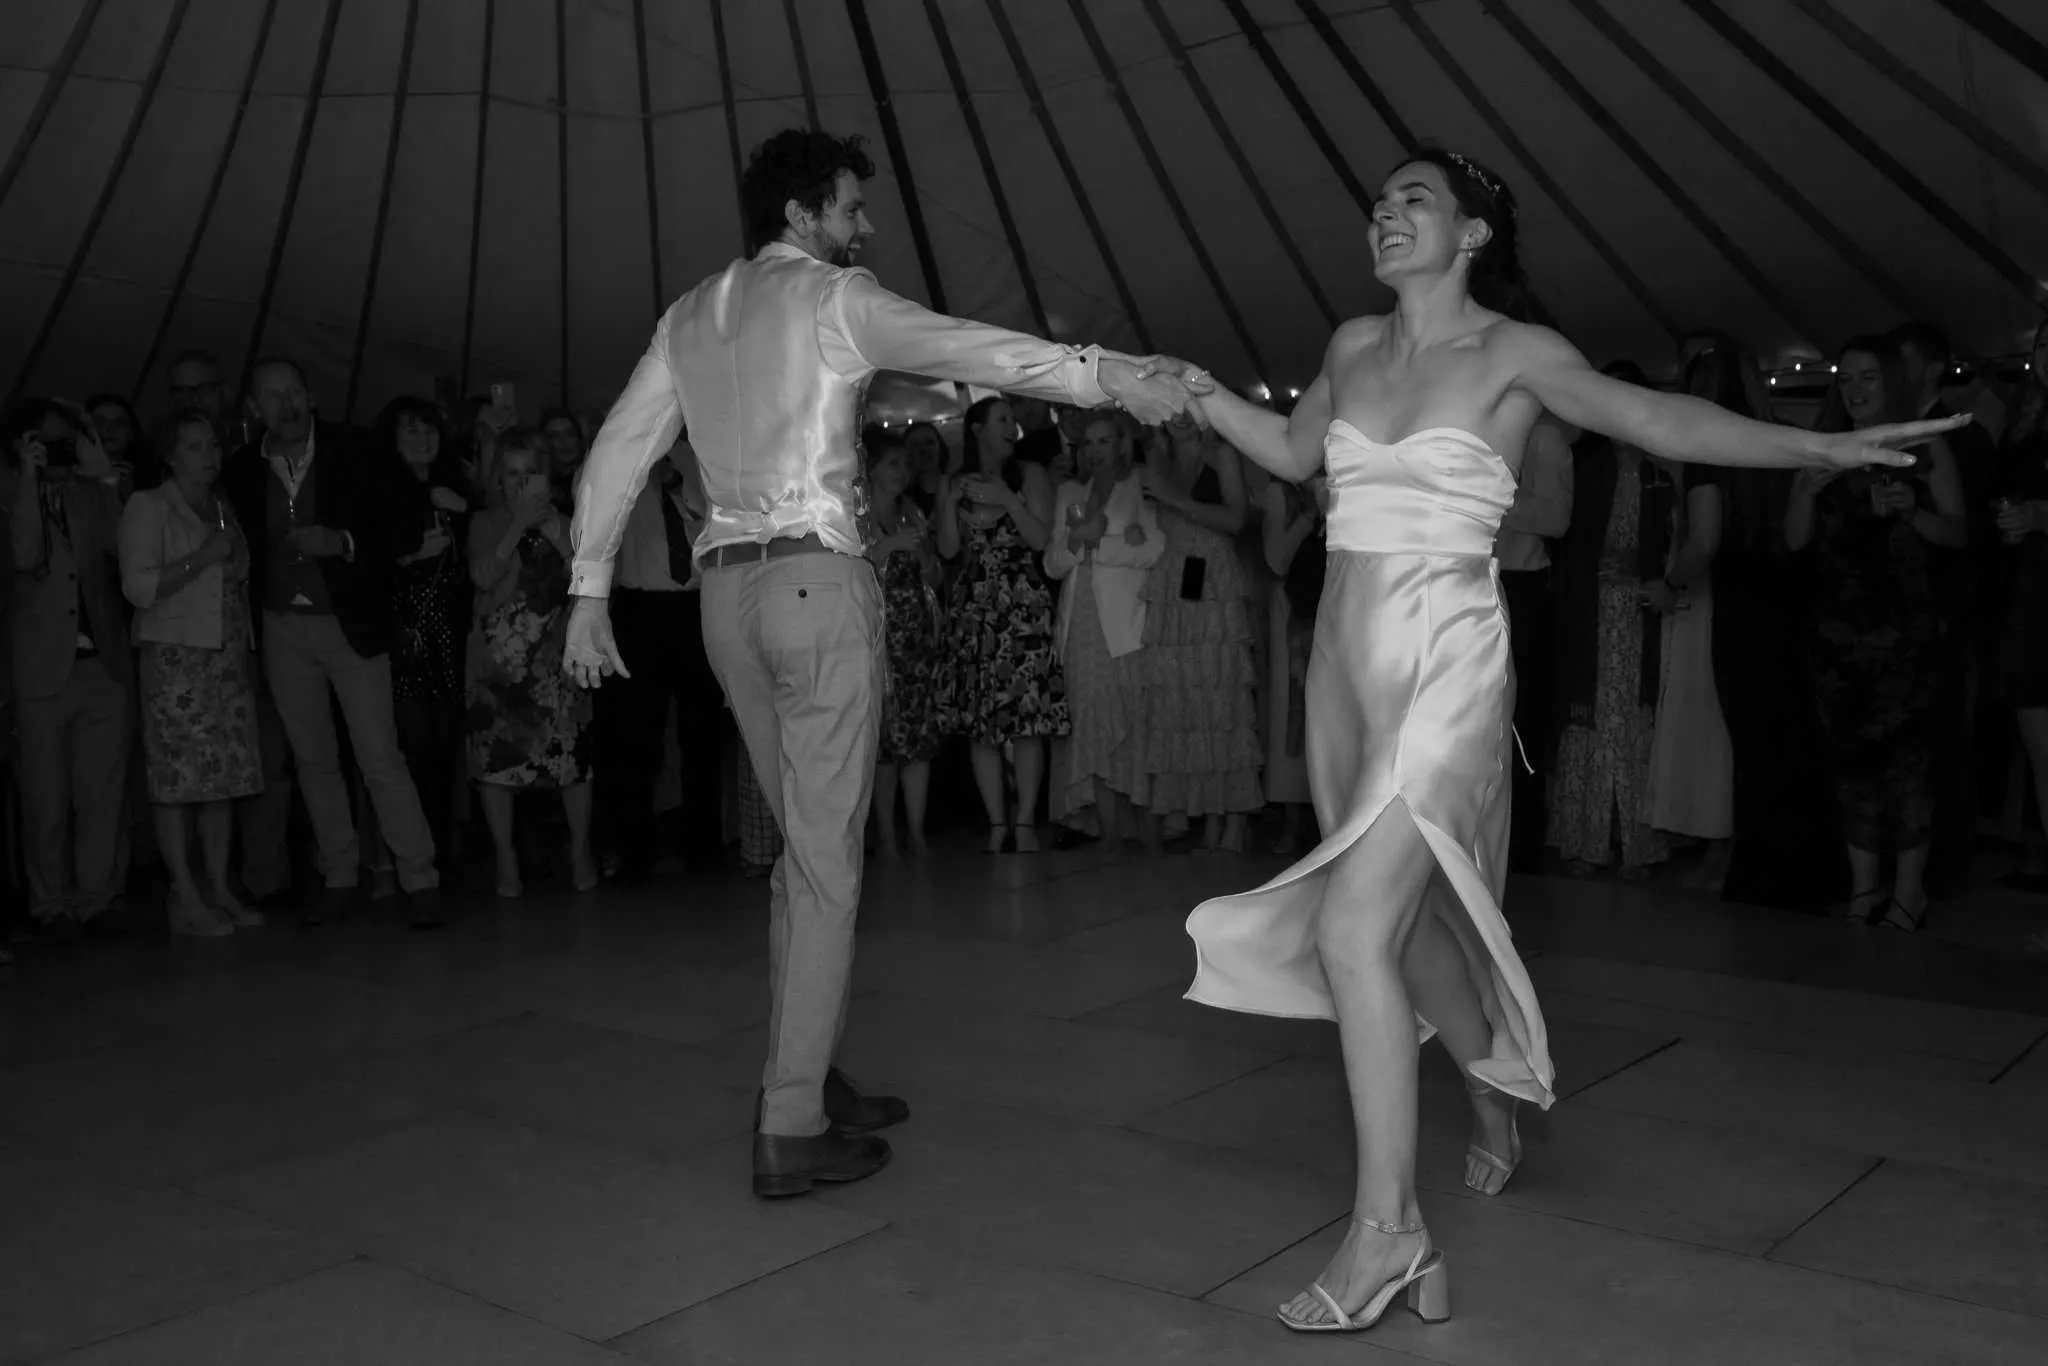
[1323,420,1516,557]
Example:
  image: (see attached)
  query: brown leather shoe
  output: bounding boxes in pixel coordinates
[752,1129,891,1199]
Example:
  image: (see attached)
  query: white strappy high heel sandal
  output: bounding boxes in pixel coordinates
[1465,1077,1522,1196]
[1278,1215,1450,1333]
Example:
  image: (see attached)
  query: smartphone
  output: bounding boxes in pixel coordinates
[489,381,517,413]
[1179,555,1208,602]
[41,434,78,467]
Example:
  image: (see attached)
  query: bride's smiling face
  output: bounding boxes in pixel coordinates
[1371,162,1474,285]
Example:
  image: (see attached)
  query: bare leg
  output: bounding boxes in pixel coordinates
[563,781,597,889]
[901,761,931,854]
[153,804,198,902]
[1281,800,1440,1328]
[480,784,520,895]
[196,801,246,913]
[970,742,1006,850]
[1012,739,1044,852]
[1403,902,1517,1189]
[872,761,900,858]
[1887,842,1931,927]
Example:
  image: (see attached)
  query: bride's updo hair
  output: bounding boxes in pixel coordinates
[1398,148,1549,327]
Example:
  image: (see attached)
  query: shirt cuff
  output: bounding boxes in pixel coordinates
[569,560,614,598]
[1071,347,1111,409]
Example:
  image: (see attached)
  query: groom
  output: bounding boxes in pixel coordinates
[564,128,1204,1197]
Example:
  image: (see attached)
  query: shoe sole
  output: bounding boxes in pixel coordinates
[752,1148,892,1199]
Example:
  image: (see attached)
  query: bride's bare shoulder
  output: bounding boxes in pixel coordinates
[1326,315,1389,371]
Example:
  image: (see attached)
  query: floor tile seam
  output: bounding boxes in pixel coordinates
[1567,1031,2048,1108]
[8,1252,374,1366]
[1764,1242,2048,1327]
[111,1095,468,1191]
[1540,978,2039,1064]
[595,1223,895,1351]
[1110,1052,1300,1129]
[845,982,1294,1056]
[1536,958,2032,1026]
[1554,1034,1683,1102]
[1987,1023,2048,1086]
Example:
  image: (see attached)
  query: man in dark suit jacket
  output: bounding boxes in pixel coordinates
[6,400,134,934]
[223,358,441,927]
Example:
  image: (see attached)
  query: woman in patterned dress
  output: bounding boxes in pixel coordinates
[1044,412,1166,856]
[117,412,264,937]
[1787,337,1967,931]
[1546,411,1678,876]
[865,435,945,856]
[381,397,472,884]
[936,396,1068,853]
[1136,416,1264,852]
[466,431,596,897]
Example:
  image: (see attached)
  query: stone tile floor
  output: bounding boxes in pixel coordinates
[3,839,2046,1364]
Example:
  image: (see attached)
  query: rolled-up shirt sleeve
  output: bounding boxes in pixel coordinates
[570,311,685,597]
[823,272,1116,409]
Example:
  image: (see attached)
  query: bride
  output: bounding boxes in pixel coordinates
[1175,148,1961,1335]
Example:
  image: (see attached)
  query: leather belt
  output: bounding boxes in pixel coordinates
[704,533,834,568]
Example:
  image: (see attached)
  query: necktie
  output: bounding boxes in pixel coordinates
[657,482,694,588]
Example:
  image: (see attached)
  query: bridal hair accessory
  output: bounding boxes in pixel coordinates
[1442,151,1514,222]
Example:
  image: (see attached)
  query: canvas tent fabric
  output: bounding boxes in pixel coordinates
[3,0,2045,427]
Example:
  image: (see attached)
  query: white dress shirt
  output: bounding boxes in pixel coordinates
[571,241,1121,598]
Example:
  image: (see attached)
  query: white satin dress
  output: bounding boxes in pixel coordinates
[1185,422,1556,1109]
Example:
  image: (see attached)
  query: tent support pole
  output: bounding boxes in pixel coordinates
[1679,0,2048,313]
[1384,0,1684,342]
[241,0,344,388]
[1562,0,1933,325]
[846,0,948,312]
[342,0,420,424]
[982,0,1151,353]
[1146,0,1337,329]
[555,0,571,402]
[0,0,106,209]
[134,0,281,399]
[708,0,747,253]
[1789,0,2048,203]
[782,0,820,130]
[1285,0,1416,168]
[1930,0,2048,91]
[630,0,665,316]
[920,0,1049,336]
[16,0,191,398]
[1062,0,1271,388]
[1481,0,1820,349]
[458,0,497,401]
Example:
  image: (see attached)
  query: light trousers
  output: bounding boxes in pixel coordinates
[699,550,884,1137]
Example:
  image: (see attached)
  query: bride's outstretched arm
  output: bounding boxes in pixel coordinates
[1193,373,1329,483]
[1505,325,1961,471]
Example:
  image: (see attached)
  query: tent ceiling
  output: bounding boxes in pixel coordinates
[3,0,2045,425]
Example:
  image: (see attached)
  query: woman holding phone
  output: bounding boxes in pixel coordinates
[466,428,596,896]
[1137,415,1263,853]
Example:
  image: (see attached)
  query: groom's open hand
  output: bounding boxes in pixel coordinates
[1099,354,1211,425]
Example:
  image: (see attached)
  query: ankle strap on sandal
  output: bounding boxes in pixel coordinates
[1350,1214,1425,1236]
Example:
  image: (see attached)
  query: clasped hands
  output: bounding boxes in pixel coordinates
[1098,355,1215,426]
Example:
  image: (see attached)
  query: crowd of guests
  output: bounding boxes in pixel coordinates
[2,316,2045,963]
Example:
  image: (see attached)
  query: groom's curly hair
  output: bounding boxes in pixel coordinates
[742,130,877,253]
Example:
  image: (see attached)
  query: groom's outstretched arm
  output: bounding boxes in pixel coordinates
[823,272,1197,421]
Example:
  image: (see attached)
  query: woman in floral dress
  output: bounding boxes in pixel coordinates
[466,431,595,896]
[117,412,264,937]
[866,435,946,856]
[1548,408,1678,876]
[936,396,1068,853]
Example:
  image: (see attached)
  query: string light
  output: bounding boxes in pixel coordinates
[1288,387,1301,399]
